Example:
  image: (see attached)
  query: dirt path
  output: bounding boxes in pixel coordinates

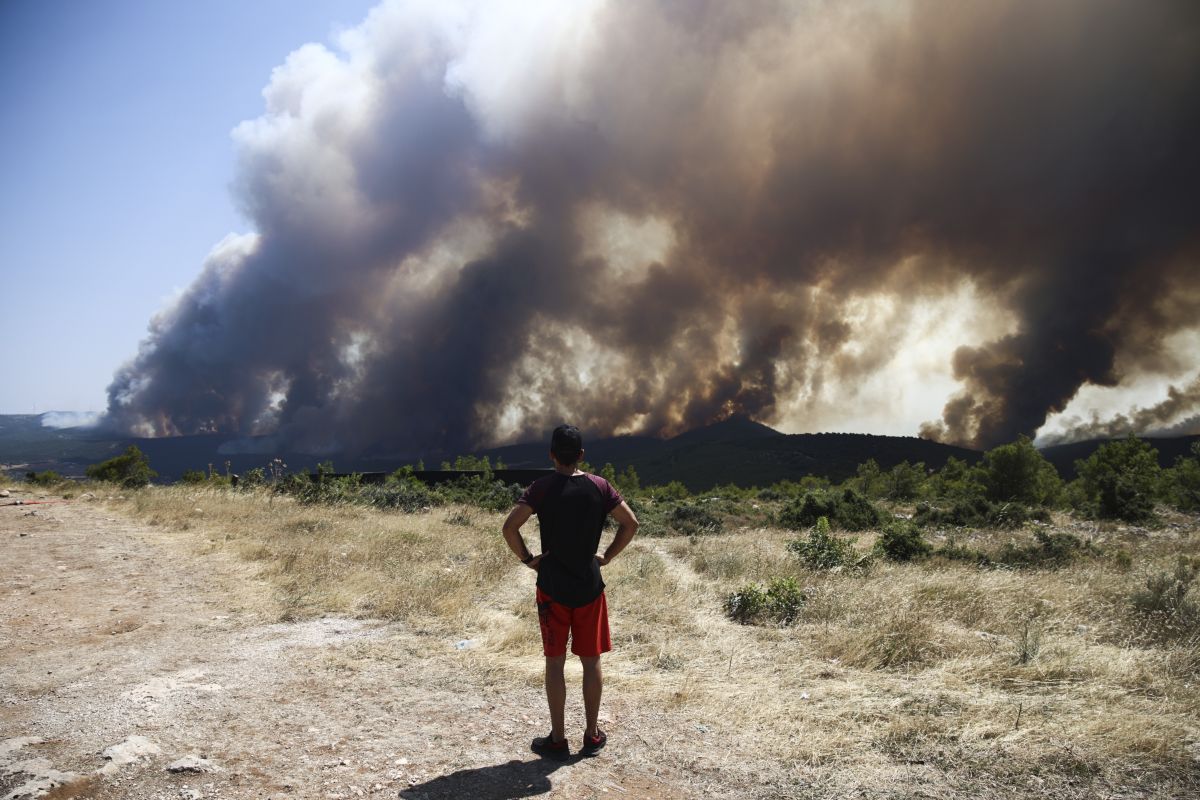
[0,497,777,800]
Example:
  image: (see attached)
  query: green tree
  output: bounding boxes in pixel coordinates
[927,456,986,500]
[1164,442,1200,512]
[981,436,1061,505]
[855,458,885,497]
[600,462,618,485]
[650,481,690,501]
[616,464,641,496]
[86,445,157,488]
[1075,435,1161,521]
[886,460,926,501]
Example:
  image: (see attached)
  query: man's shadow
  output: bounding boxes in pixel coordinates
[399,757,573,800]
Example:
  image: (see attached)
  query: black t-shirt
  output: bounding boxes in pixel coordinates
[518,472,623,607]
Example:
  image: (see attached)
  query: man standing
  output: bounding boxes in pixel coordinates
[502,424,639,760]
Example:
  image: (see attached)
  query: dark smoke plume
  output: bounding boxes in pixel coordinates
[105,0,1200,453]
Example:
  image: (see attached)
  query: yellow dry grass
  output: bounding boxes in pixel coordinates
[111,485,1200,795]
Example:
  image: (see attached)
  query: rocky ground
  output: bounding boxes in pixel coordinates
[0,492,785,800]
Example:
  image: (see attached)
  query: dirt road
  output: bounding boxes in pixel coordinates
[1,496,773,800]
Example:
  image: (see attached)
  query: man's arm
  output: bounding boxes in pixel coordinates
[502,503,543,570]
[596,501,639,565]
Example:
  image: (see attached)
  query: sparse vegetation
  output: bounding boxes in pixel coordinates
[25,469,65,486]
[72,433,1200,798]
[85,444,157,488]
[787,515,863,570]
[723,577,806,625]
[875,519,932,562]
[778,487,883,532]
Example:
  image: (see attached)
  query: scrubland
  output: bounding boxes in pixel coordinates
[104,481,1200,798]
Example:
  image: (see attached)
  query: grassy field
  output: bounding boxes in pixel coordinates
[103,483,1199,797]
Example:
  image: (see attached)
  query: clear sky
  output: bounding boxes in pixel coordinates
[0,0,377,413]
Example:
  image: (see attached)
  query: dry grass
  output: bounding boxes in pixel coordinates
[108,485,1200,796]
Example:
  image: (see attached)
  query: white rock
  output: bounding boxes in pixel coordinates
[101,735,161,774]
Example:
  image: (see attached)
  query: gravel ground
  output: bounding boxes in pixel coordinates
[0,494,781,800]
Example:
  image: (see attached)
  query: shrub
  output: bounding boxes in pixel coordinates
[1163,444,1200,512]
[875,519,932,562]
[240,467,266,489]
[778,487,883,532]
[787,516,862,570]
[913,497,1049,529]
[1130,557,1200,640]
[1074,436,1162,521]
[724,584,768,624]
[362,480,435,512]
[25,470,64,487]
[666,503,724,536]
[724,577,807,625]
[980,436,1062,506]
[432,475,521,512]
[932,538,991,566]
[925,456,986,501]
[994,530,1095,569]
[179,469,208,484]
[85,445,157,488]
[647,481,690,501]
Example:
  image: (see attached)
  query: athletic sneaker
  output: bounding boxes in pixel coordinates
[580,729,607,756]
[531,733,570,761]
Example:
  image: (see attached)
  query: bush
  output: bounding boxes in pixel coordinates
[932,538,991,566]
[994,530,1095,568]
[1074,436,1162,521]
[1130,557,1200,640]
[179,469,208,484]
[85,445,157,488]
[724,577,807,625]
[432,475,522,512]
[778,487,883,532]
[666,503,724,536]
[362,480,435,512]
[724,584,768,624]
[980,436,1062,505]
[25,470,64,487]
[875,519,932,562]
[787,516,863,570]
[647,481,690,501]
[1164,444,1200,512]
[240,467,266,489]
[913,497,1049,529]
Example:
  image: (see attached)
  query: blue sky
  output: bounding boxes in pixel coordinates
[0,0,377,413]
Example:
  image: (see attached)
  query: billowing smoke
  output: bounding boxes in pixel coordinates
[1038,375,1200,446]
[105,0,1200,454]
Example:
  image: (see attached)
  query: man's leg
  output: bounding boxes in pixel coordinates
[581,656,602,738]
[545,655,567,741]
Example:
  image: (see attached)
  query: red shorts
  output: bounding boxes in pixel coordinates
[536,588,612,658]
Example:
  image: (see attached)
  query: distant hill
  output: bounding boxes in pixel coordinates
[1039,434,1200,479]
[3,412,1197,490]
[478,416,981,490]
